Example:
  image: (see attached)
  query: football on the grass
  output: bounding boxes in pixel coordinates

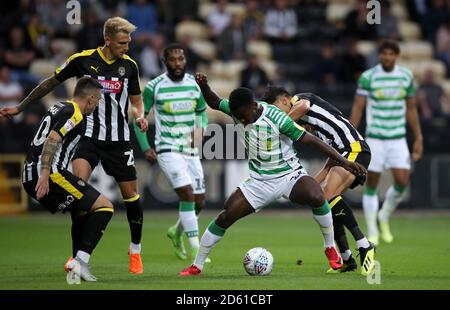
[243,247,274,276]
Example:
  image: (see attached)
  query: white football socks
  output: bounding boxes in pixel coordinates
[379,185,405,222]
[194,229,223,270]
[363,191,379,238]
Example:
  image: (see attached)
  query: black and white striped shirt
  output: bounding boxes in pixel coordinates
[293,93,368,153]
[23,101,85,182]
[54,47,141,142]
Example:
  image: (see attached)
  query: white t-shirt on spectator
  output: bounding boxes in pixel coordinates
[264,9,298,39]
[208,9,231,37]
[0,81,22,108]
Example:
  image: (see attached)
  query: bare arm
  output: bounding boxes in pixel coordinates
[130,94,148,132]
[195,73,221,110]
[406,96,423,162]
[288,99,310,122]
[19,76,61,112]
[35,130,62,200]
[300,132,367,177]
[350,95,366,129]
[0,76,61,119]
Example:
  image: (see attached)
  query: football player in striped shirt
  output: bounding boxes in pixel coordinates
[180,73,367,276]
[134,44,209,262]
[262,87,375,275]
[0,17,148,274]
[17,77,111,281]
[350,40,423,246]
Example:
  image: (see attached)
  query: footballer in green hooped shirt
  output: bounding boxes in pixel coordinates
[179,73,367,276]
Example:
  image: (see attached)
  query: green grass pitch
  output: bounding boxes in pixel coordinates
[0,211,449,290]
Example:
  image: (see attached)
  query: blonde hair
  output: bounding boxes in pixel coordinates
[103,17,137,38]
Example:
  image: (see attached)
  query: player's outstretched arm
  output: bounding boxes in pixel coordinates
[288,99,311,122]
[0,76,61,118]
[195,73,221,110]
[300,132,367,177]
[35,130,62,200]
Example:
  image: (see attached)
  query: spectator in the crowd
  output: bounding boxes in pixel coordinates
[417,69,450,120]
[126,0,157,47]
[218,14,247,61]
[422,0,449,45]
[240,54,270,97]
[75,10,103,52]
[140,33,166,79]
[338,39,366,83]
[242,0,265,41]
[406,0,427,36]
[207,0,231,39]
[99,0,127,19]
[376,0,400,40]
[264,0,298,44]
[180,34,209,73]
[0,65,23,108]
[36,0,70,38]
[437,21,450,76]
[26,13,51,58]
[7,0,36,31]
[3,26,40,88]
[314,42,339,85]
[169,0,199,24]
[416,68,450,147]
[344,0,376,40]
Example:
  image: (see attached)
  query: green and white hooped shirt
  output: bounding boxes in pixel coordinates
[219,100,306,180]
[356,64,415,140]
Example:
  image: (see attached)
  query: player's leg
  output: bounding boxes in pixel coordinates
[101,142,144,273]
[322,166,373,273]
[362,138,385,245]
[70,194,114,282]
[69,140,99,268]
[72,158,94,181]
[321,167,358,272]
[180,188,254,275]
[42,169,112,281]
[378,168,409,243]
[377,138,411,244]
[288,175,342,270]
[174,185,201,258]
[118,179,144,273]
[363,172,381,245]
[158,153,200,260]
[188,157,208,260]
[167,194,207,263]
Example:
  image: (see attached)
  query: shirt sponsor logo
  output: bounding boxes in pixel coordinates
[99,80,123,94]
[166,100,194,113]
[63,119,76,133]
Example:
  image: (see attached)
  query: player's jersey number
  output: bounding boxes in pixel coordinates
[33,115,51,146]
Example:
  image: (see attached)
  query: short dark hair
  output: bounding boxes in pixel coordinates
[163,43,186,60]
[378,39,400,54]
[229,87,255,111]
[74,77,103,98]
[260,85,290,104]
